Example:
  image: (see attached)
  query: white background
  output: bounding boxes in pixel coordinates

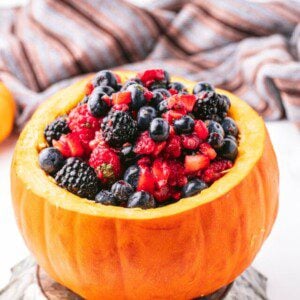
[0,1,300,299]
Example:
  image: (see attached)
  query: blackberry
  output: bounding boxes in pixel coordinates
[44,116,70,145]
[193,91,230,122]
[55,158,100,200]
[101,111,137,147]
[111,180,134,204]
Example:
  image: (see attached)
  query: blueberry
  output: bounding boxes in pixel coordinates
[137,106,157,130]
[120,145,136,165]
[193,82,214,94]
[221,117,238,137]
[205,120,224,137]
[93,85,115,96]
[127,191,156,209]
[39,147,64,175]
[126,84,147,111]
[226,135,237,144]
[95,190,117,206]
[174,116,195,134]
[149,118,170,142]
[168,82,187,94]
[92,70,118,90]
[152,88,171,98]
[208,132,224,149]
[157,100,168,114]
[123,165,140,189]
[182,179,208,198]
[88,91,110,117]
[218,138,238,161]
[111,180,134,204]
[121,78,142,91]
[150,90,164,107]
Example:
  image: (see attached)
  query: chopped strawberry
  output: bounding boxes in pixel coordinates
[152,158,171,188]
[162,110,185,124]
[178,94,197,112]
[168,88,178,96]
[144,90,153,101]
[89,145,121,184]
[181,133,200,150]
[137,165,155,194]
[102,94,111,106]
[164,135,181,158]
[153,141,167,156]
[184,154,210,173]
[53,133,84,157]
[134,131,156,155]
[199,143,217,160]
[137,69,165,87]
[84,81,94,95]
[137,156,152,167]
[194,120,209,140]
[112,91,131,105]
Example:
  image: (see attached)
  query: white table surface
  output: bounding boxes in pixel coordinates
[0,121,300,299]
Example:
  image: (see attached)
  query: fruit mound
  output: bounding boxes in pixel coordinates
[39,69,239,209]
[11,70,279,299]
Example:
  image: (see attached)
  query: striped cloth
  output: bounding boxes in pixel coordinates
[0,0,299,128]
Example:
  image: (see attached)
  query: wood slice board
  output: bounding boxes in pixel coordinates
[0,256,267,299]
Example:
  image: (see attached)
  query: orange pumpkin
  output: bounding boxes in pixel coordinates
[11,71,279,299]
[0,82,15,143]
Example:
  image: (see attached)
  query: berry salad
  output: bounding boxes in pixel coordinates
[39,69,239,209]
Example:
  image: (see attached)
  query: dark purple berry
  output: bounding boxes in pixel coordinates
[127,191,156,209]
[174,116,195,134]
[218,138,238,161]
[92,70,118,90]
[137,106,157,130]
[88,91,109,117]
[95,190,117,206]
[193,82,214,94]
[123,165,140,189]
[39,147,64,175]
[111,180,134,204]
[149,118,170,142]
[126,84,147,111]
[182,179,208,198]
[221,117,238,137]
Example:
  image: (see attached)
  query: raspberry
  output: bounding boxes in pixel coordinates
[194,120,209,140]
[89,145,121,184]
[153,141,167,156]
[111,104,129,112]
[53,132,84,157]
[89,131,106,151]
[164,135,181,158]
[201,159,233,183]
[134,131,155,155]
[55,157,100,199]
[168,160,187,187]
[181,133,200,150]
[153,185,171,203]
[137,69,166,88]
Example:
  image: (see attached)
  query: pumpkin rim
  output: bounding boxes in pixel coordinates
[13,71,266,220]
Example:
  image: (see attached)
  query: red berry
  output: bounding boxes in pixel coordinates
[137,156,152,167]
[152,158,171,188]
[53,133,84,157]
[68,104,100,133]
[137,69,165,87]
[144,90,153,101]
[114,73,121,83]
[184,154,210,174]
[168,160,187,187]
[194,120,209,140]
[199,143,217,160]
[112,91,131,105]
[153,185,171,203]
[89,145,121,184]
[85,81,94,95]
[112,104,130,112]
[168,88,178,95]
[164,135,181,158]
[137,165,155,194]
[134,131,156,155]
[89,131,106,151]
[153,141,167,156]
[181,133,200,150]
[201,159,233,183]
[162,110,185,124]
[177,94,197,112]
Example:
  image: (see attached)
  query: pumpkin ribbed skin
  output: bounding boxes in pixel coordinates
[0,82,15,143]
[11,72,279,299]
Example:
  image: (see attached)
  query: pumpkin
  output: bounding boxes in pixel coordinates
[11,71,279,299]
[0,82,15,143]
